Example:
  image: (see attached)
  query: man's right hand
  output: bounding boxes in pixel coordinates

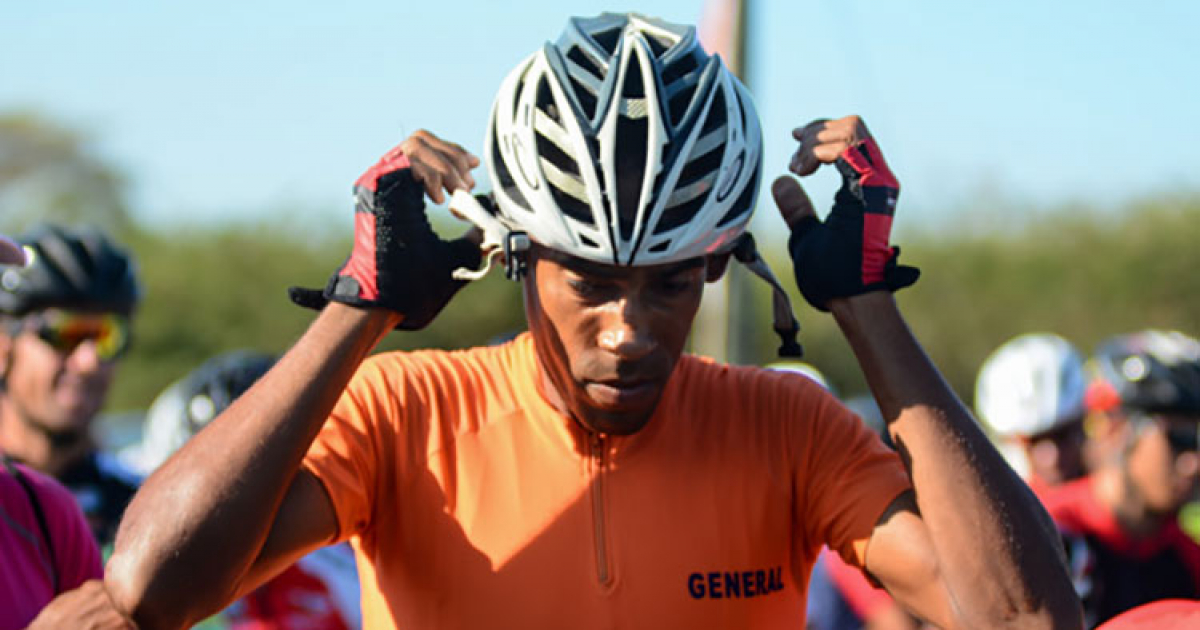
[289,130,483,330]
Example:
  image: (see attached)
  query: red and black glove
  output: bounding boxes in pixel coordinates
[289,147,481,330]
[787,137,919,312]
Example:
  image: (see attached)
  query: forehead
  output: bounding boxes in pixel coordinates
[532,245,703,278]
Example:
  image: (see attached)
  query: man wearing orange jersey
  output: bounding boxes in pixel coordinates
[105,13,1079,629]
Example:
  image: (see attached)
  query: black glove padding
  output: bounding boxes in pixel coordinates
[289,149,481,330]
[786,137,919,312]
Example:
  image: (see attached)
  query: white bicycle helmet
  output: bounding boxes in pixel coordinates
[453,12,800,356]
[975,333,1088,438]
[487,12,760,265]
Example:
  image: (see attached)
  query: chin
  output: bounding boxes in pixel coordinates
[577,409,654,437]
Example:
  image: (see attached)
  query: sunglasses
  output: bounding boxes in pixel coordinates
[1163,422,1200,453]
[1134,414,1200,453]
[26,311,131,361]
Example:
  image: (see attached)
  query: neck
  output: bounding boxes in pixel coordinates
[0,396,90,477]
[1093,465,1168,539]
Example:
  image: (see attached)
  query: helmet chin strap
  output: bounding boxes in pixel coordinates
[730,233,803,358]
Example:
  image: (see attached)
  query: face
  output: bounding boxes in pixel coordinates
[1124,413,1200,514]
[1024,419,1088,487]
[0,309,126,434]
[522,245,706,436]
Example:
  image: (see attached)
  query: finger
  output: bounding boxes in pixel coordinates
[791,118,830,142]
[430,159,469,196]
[815,125,854,146]
[423,136,480,187]
[411,162,445,204]
[790,146,822,177]
[812,142,846,165]
[771,175,817,230]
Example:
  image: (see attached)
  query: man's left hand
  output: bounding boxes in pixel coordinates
[775,115,919,312]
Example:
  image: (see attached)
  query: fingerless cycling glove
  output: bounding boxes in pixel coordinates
[787,137,919,312]
[289,148,481,330]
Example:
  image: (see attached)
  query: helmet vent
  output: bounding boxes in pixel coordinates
[653,90,728,235]
[567,45,605,81]
[491,133,531,212]
[565,47,604,121]
[644,33,672,58]
[613,57,651,242]
[660,51,699,87]
[662,52,702,127]
[717,159,759,227]
[591,27,621,55]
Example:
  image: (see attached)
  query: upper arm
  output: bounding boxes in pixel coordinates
[233,468,341,599]
[864,490,956,628]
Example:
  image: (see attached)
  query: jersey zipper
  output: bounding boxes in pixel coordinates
[588,432,613,587]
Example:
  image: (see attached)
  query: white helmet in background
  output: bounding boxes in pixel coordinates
[485,12,762,266]
[766,361,834,396]
[975,333,1087,438]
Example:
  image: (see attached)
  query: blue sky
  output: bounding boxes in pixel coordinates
[2,1,1198,232]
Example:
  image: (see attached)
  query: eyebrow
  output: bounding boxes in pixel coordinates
[537,246,704,278]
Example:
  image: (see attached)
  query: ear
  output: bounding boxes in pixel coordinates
[704,251,733,283]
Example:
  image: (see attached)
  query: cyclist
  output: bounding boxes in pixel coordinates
[0,223,142,548]
[128,350,361,630]
[105,13,1079,628]
[976,333,1091,496]
[1042,330,1200,627]
[1,234,129,630]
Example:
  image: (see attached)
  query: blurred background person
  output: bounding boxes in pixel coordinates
[0,223,142,549]
[1043,330,1200,627]
[975,332,1091,496]
[1,232,130,630]
[127,349,361,630]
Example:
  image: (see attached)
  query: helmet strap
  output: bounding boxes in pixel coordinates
[731,234,803,358]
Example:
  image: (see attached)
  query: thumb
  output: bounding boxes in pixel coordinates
[771,175,817,231]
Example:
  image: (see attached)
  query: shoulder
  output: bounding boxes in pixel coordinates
[670,355,848,422]
[357,338,521,397]
[4,462,80,517]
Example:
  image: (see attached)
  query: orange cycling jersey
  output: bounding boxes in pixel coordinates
[302,334,909,628]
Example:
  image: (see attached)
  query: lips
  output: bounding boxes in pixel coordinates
[585,378,662,410]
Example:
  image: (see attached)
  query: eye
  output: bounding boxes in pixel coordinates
[657,272,697,296]
[568,276,614,299]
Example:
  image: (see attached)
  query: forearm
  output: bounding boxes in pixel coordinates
[832,293,1079,628]
[105,304,399,628]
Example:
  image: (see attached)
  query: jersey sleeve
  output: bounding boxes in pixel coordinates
[301,357,397,543]
[793,389,910,570]
[23,465,103,591]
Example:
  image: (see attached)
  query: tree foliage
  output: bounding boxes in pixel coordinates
[0,112,131,235]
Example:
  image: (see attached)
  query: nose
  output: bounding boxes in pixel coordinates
[596,297,655,361]
[66,339,105,373]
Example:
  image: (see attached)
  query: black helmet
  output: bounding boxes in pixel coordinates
[1088,330,1200,416]
[135,351,276,473]
[0,223,140,317]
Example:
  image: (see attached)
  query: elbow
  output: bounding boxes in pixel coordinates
[105,531,227,630]
[105,551,186,630]
[106,549,172,628]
